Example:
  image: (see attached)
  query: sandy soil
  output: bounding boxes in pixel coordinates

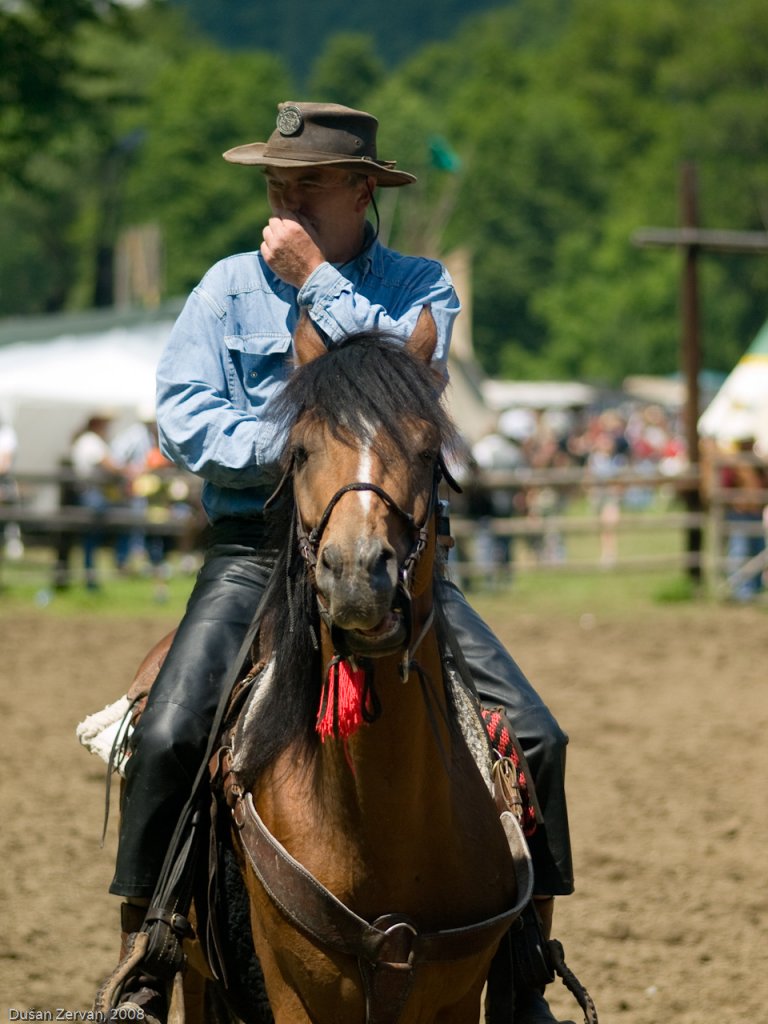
[1,601,766,1022]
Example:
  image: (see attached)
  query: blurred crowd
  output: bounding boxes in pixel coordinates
[700,433,768,602]
[451,401,766,600]
[56,408,203,595]
[0,407,202,597]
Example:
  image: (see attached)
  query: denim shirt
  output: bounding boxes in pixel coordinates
[156,231,460,522]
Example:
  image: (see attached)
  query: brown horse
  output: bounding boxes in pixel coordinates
[215,309,532,1023]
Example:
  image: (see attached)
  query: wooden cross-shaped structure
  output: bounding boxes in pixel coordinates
[632,162,768,581]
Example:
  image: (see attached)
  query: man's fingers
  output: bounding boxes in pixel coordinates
[270,208,300,223]
[269,211,319,246]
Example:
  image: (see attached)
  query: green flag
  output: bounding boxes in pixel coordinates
[429,136,462,173]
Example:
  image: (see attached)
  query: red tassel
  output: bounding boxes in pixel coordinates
[316,658,368,741]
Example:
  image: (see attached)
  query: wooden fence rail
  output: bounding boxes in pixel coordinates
[0,469,197,537]
[1,462,766,598]
[0,504,193,536]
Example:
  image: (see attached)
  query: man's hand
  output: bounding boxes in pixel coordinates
[261,212,325,288]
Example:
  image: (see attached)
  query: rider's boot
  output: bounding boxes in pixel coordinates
[513,897,575,1024]
[486,896,573,1024]
[115,901,168,1024]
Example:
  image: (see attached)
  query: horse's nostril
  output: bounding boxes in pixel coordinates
[363,541,395,580]
[320,543,344,578]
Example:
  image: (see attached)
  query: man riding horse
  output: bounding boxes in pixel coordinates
[107,101,576,1023]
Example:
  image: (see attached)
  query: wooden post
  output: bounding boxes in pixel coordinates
[678,163,703,583]
[679,163,701,473]
[632,164,768,587]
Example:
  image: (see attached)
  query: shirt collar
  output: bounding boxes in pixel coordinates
[337,221,379,279]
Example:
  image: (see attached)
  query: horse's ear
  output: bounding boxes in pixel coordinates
[293,310,327,365]
[405,305,437,364]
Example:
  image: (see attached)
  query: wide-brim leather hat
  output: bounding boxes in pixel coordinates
[223,101,416,187]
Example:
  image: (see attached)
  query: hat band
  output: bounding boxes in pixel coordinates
[262,143,395,168]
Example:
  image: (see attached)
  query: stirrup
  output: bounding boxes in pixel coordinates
[509,901,555,992]
[142,905,194,978]
[94,931,154,1015]
[94,931,186,1024]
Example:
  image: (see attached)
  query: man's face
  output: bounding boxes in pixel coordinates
[263,166,372,262]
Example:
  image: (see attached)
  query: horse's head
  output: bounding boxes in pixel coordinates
[282,308,453,656]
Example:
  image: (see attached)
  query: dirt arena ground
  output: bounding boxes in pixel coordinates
[1,599,766,1022]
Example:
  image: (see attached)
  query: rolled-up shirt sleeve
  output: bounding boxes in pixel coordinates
[297,256,459,378]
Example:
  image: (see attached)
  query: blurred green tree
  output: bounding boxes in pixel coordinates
[307,34,385,109]
[2,0,767,390]
[122,48,292,295]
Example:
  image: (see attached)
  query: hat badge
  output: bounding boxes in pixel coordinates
[276,105,303,136]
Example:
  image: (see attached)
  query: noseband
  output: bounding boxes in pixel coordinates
[295,478,433,598]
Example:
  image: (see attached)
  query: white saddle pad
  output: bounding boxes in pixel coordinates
[76,695,134,776]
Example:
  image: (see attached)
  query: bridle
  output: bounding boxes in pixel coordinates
[289,452,458,675]
[295,478,433,593]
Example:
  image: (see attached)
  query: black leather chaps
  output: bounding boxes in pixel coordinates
[110,538,573,899]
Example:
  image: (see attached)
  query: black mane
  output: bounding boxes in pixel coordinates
[233,330,457,788]
[272,329,456,460]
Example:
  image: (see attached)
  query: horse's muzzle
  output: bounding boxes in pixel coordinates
[315,537,399,631]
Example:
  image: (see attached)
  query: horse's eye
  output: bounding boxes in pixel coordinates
[292,444,309,468]
[420,449,436,465]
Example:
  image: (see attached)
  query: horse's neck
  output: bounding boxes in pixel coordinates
[309,610,505,911]
[256,594,515,922]
[317,608,455,802]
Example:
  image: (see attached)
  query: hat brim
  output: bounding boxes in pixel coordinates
[222,143,416,187]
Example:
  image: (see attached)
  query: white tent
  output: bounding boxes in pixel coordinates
[0,312,177,473]
[0,328,166,408]
[698,319,768,451]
